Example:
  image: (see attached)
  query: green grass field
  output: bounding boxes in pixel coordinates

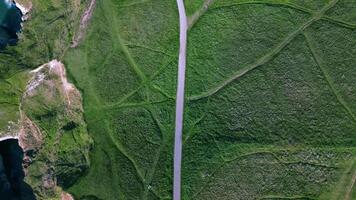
[1,0,356,199]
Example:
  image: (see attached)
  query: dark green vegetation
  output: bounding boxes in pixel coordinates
[0,0,85,77]
[1,0,356,199]
[183,0,356,199]
[64,0,179,199]
[62,0,356,199]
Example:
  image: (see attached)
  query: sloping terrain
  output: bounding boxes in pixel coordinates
[0,0,355,199]
[64,1,179,199]
[21,60,92,199]
[0,0,92,199]
[63,0,356,199]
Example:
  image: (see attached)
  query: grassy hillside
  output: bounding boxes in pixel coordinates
[1,0,355,199]
[0,0,86,136]
[63,0,356,200]
[64,0,179,199]
[0,1,92,199]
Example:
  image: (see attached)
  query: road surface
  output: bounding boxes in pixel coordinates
[173,0,187,200]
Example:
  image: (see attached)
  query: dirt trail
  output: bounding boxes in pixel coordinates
[344,169,356,200]
[71,0,96,48]
[188,0,214,29]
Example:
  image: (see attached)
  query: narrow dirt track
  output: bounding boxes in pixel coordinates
[71,0,96,48]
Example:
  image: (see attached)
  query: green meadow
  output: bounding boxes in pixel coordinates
[1,0,356,199]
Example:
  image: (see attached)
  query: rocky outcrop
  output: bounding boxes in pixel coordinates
[0,0,93,198]
[14,0,32,19]
[17,60,92,199]
[61,192,74,200]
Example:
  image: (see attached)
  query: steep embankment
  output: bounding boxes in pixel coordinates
[0,59,93,199]
[0,1,94,199]
[21,60,92,199]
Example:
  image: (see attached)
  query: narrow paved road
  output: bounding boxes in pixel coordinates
[173,0,187,200]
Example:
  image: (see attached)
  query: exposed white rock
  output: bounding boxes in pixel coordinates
[48,60,76,105]
[25,71,45,95]
[14,0,32,20]
[0,136,19,142]
[25,60,77,105]
[61,192,75,200]
[15,2,29,15]
[30,64,45,73]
